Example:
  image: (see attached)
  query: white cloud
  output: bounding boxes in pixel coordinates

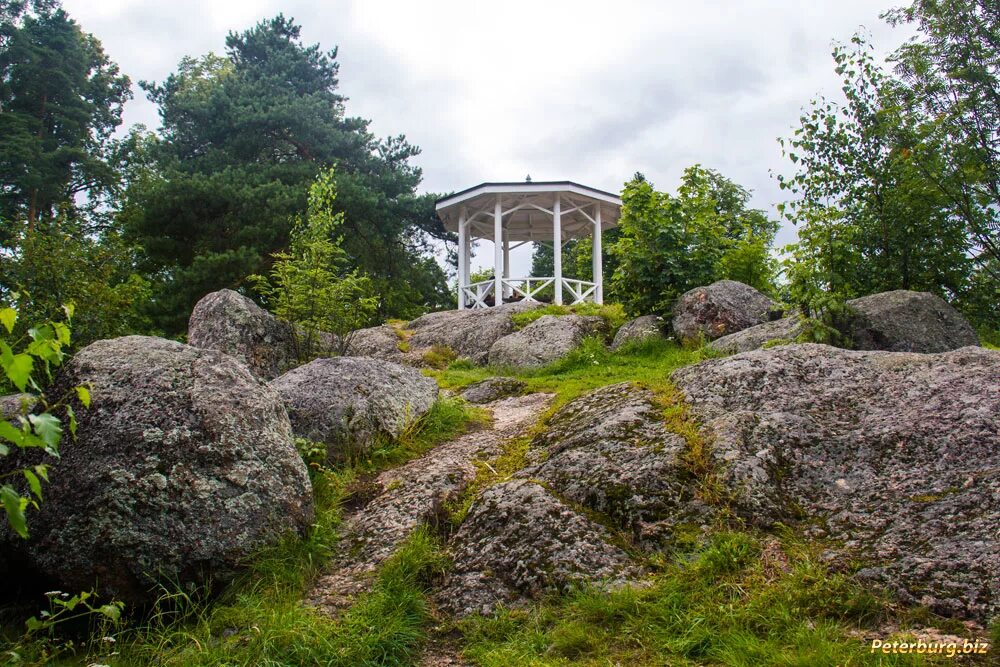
[63,0,912,277]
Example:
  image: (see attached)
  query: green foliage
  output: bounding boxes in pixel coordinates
[251,168,378,359]
[0,303,82,538]
[609,168,778,317]
[0,0,131,232]
[461,531,930,666]
[1,214,151,348]
[124,15,451,334]
[777,35,975,319]
[509,302,627,331]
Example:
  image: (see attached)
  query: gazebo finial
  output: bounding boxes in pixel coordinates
[525,174,532,183]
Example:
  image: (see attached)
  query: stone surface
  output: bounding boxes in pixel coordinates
[343,324,405,361]
[0,336,313,606]
[437,479,637,617]
[187,289,336,380]
[0,393,34,420]
[308,393,552,616]
[672,343,1000,620]
[671,280,778,343]
[406,302,542,365]
[709,316,801,354]
[517,383,713,548]
[488,314,607,368]
[611,315,665,351]
[459,377,526,404]
[270,356,438,463]
[845,290,979,353]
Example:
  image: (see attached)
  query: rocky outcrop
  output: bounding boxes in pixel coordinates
[270,357,438,463]
[437,479,636,617]
[459,377,526,404]
[0,336,313,606]
[343,325,405,361]
[488,315,607,368]
[671,280,778,344]
[845,290,979,352]
[406,302,542,365]
[517,384,713,548]
[672,343,1000,620]
[709,316,801,354]
[187,289,336,380]
[610,315,665,351]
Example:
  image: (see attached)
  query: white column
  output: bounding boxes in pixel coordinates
[463,226,472,291]
[553,194,562,305]
[593,204,603,304]
[502,232,511,298]
[494,197,503,306]
[457,210,467,309]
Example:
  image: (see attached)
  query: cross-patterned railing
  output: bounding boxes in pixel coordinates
[460,277,597,308]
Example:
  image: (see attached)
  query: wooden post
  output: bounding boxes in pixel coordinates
[593,204,603,304]
[553,194,562,305]
[502,232,511,298]
[494,197,503,306]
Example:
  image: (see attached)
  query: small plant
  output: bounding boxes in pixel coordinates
[420,344,458,369]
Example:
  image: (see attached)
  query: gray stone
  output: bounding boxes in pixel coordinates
[672,343,1000,620]
[845,290,979,352]
[0,393,34,420]
[671,280,779,343]
[611,315,665,351]
[459,377,526,404]
[406,302,542,365]
[187,289,337,380]
[0,336,313,606]
[518,384,713,548]
[709,316,801,354]
[488,314,608,368]
[270,357,438,463]
[343,325,405,361]
[438,479,636,617]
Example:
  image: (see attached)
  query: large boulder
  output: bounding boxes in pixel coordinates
[672,343,1000,620]
[0,336,313,606]
[437,479,636,617]
[405,301,542,365]
[709,315,801,354]
[188,289,336,380]
[671,280,779,344]
[610,315,665,351]
[488,314,607,368]
[517,384,713,548]
[343,325,405,361]
[845,290,979,352]
[270,357,438,463]
[459,377,526,404]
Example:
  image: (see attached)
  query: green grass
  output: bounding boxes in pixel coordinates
[459,531,955,667]
[509,302,628,331]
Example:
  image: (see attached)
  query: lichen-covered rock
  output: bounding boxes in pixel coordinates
[459,377,526,404]
[406,302,542,365]
[709,316,801,354]
[517,384,713,548]
[438,480,636,617]
[672,343,1000,620]
[488,315,607,368]
[671,280,779,343]
[343,325,405,361]
[188,289,337,380]
[0,393,34,420]
[270,357,438,463]
[0,336,313,606]
[845,290,979,352]
[610,315,665,351]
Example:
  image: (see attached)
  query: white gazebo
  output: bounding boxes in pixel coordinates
[436,181,622,309]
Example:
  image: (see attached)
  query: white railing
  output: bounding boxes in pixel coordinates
[460,277,597,308]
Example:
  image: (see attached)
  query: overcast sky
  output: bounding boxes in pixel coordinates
[63,0,911,277]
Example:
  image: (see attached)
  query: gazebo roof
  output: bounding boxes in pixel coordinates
[435,181,622,242]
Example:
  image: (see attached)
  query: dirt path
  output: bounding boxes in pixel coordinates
[306,392,552,616]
